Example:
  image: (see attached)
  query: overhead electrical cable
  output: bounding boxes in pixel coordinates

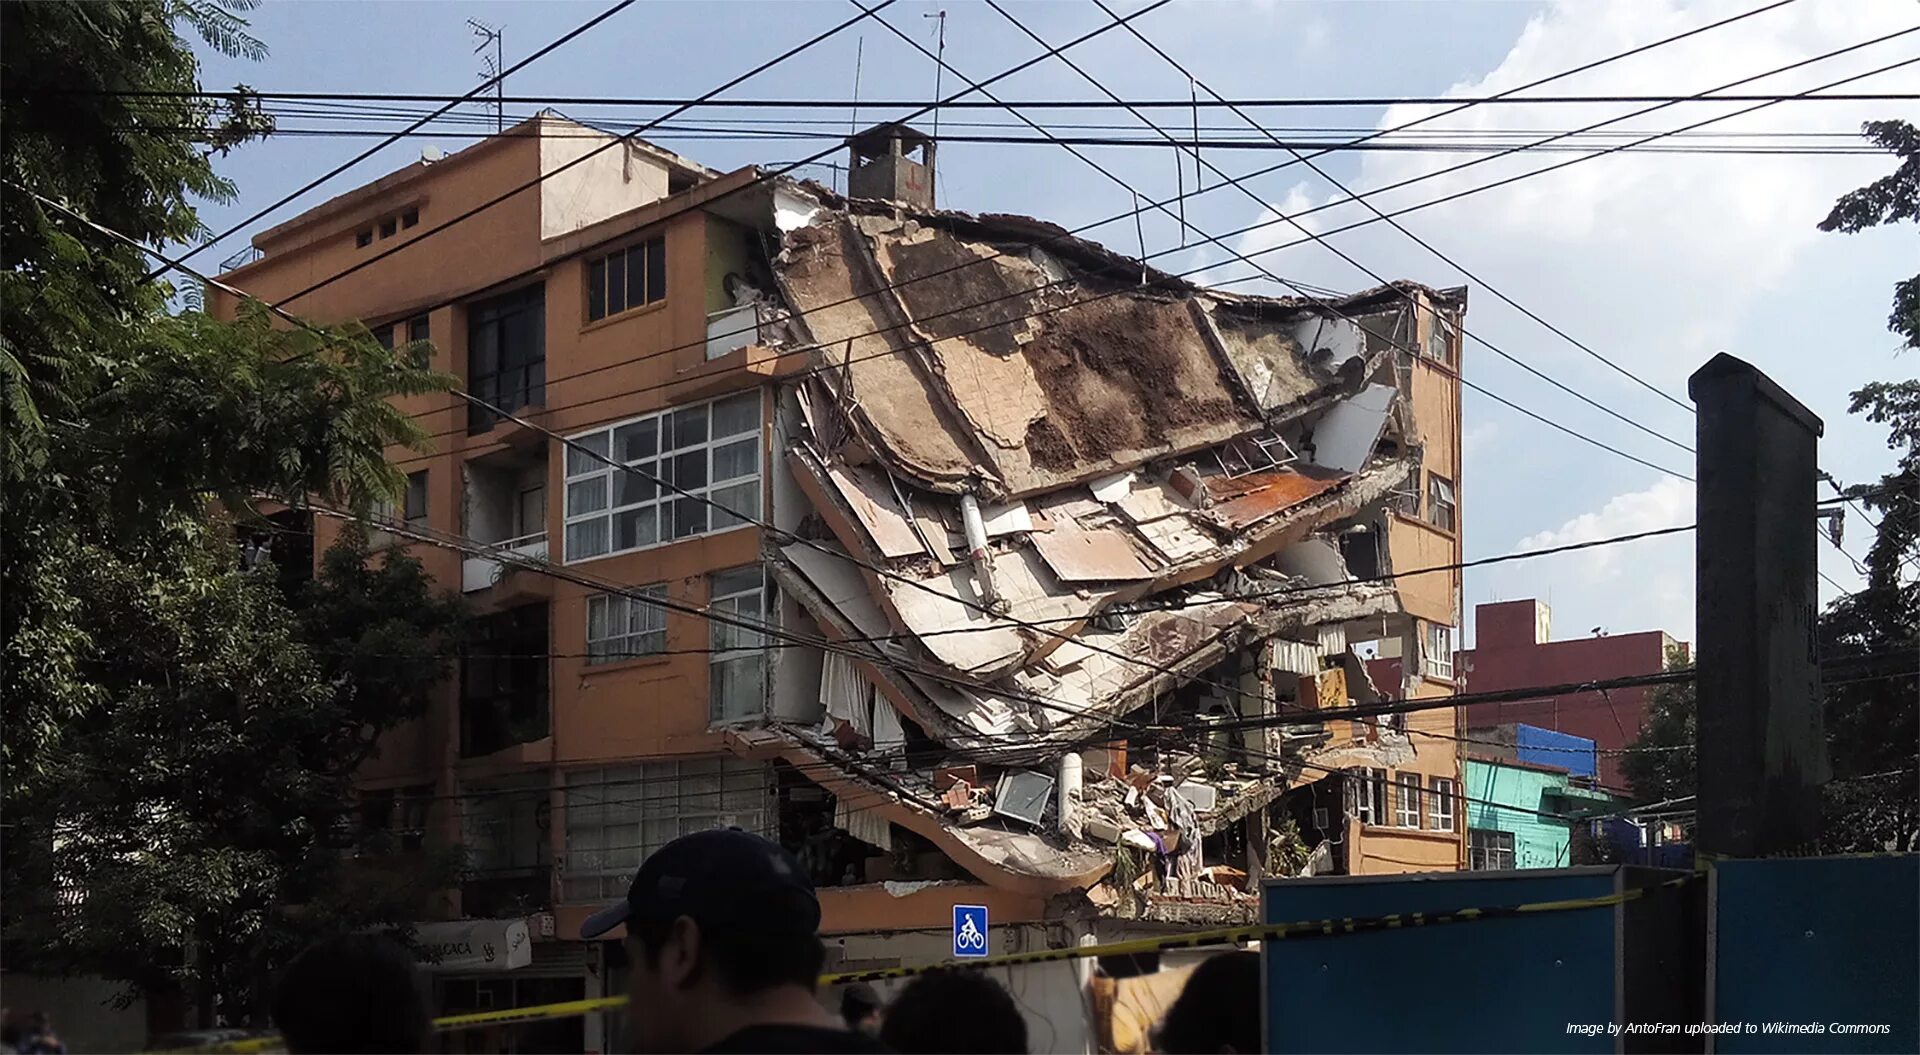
[151,0,639,279]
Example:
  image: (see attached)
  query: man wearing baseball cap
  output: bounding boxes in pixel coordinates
[582,827,891,1053]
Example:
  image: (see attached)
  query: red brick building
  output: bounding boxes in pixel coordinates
[1457,599,1687,790]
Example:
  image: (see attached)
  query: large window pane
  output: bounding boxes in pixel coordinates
[709,482,759,531]
[614,419,657,463]
[612,507,657,551]
[566,477,608,515]
[645,238,666,302]
[711,392,759,438]
[567,432,610,477]
[605,251,627,317]
[565,519,609,560]
[712,437,758,483]
[614,467,656,507]
[625,243,647,308]
[587,260,606,321]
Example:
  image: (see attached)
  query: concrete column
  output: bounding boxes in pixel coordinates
[1688,353,1830,858]
[1058,751,1083,837]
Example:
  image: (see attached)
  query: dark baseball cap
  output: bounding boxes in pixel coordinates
[579,828,820,940]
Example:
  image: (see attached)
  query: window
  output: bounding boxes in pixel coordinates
[586,235,667,322]
[562,759,769,902]
[709,567,767,725]
[461,605,549,757]
[467,284,546,433]
[561,391,760,561]
[1395,772,1423,828]
[406,314,430,343]
[1351,767,1387,825]
[361,784,432,852]
[1425,473,1457,533]
[1469,829,1516,870]
[1425,313,1455,365]
[401,207,420,229]
[1422,622,1456,680]
[516,486,547,540]
[379,217,398,239]
[375,325,396,350]
[1429,777,1457,832]
[403,470,429,531]
[586,587,667,664]
[356,228,373,248]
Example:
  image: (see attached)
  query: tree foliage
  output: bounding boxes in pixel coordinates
[1621,646,1696,804]
[2,0,468,1021]
[1818,119,1919,350]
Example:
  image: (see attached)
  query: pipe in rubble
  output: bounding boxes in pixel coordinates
[1058,751,1083,838]
[959,493,1005,611]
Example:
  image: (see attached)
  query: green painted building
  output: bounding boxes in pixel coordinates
[1463,753,1617,870]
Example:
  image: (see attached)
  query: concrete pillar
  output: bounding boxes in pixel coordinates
[1058,752,1082,837]
[1688,353,1830,858]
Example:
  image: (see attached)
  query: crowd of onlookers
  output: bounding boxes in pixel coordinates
[259,827,1262,1053]
[0,1010,68,1054]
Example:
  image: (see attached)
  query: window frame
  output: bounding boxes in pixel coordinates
[585,234,668,324]
[707,566,768,726]
[560,390,762,563]
[467,284,547,434]
[585,586,668,665]
[561,759,770,903]
[1395,772,1423,829]
[1468,829,1516,870]
[1425,472,1458,533]
[1425,313,1456,365]
[1351,767,1389,826]
[1429,776,1457,832]
[403,470,429,531]
[1422,622,1457,680]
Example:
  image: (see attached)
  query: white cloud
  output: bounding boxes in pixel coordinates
[1471,477,1696,641]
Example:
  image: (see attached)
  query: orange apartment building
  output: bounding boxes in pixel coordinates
[215,114,1466,1050]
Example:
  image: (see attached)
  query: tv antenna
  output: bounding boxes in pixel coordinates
[923,10,947,206]
[468,19,504,134]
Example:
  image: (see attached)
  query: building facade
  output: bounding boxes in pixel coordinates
[1458,599,1688,790]
[215,115,1470,1040]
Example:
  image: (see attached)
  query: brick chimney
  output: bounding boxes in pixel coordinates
[848,122,935,211]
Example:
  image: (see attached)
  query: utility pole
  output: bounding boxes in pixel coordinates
[469,19,504,134]
[1689,352,1830,858]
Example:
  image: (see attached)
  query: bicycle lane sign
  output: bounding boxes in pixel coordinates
[952,904,989,959]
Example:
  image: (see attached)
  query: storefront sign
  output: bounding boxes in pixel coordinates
[412,919,532,972]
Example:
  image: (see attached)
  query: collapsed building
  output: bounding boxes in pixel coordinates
[720,134,1470,938]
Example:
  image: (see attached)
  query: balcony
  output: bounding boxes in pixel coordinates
[706,302,772,361]
[462,444,547,594]
[463,531,548,592]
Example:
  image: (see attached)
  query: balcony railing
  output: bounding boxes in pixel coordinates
[706,303,767,361]
[462,531,549,593]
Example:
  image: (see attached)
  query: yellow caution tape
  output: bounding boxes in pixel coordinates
[161,873,1697,1053]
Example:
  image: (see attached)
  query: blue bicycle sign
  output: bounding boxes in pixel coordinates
[952,904,989,959]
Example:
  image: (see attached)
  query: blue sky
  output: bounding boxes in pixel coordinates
[190,0,1919,646]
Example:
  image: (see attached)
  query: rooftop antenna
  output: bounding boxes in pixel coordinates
[923,9,947,206]
[848,36,865,196]
[468,19,504,134]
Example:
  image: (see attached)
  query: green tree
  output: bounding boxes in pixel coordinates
[1818,120,1917,350]
[1621,646,1697,804]
[2,0,469,1022]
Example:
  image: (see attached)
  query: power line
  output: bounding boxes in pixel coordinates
[150,0,638,280]
[262,0,1173,311]
[120,124,1896,156]
[376,40,1906,476]
[71,89,1920,108]
[220,0,1853,475]
[1090,0,1709,430]
[989,0,1695,461]
[865,0,1696,480]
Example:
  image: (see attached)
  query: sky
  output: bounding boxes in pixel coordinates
[187,0,1920,648]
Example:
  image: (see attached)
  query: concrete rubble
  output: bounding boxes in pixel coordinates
[732,177,1460,919]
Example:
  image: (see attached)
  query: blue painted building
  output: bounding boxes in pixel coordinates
[1463,724,1614,869]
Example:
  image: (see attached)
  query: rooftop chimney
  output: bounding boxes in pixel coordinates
[848,121,935,211]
